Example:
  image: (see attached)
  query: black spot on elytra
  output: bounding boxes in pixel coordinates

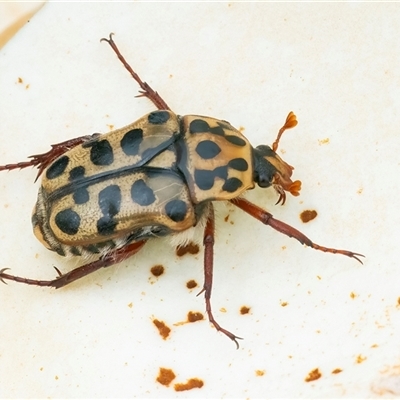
[46,155,69,180]
[209,125,225,136]
[55,208,81,235]
[165,199,187,222]
[96,185,121,235]
[228,158,248,171]
[98,185,121,217]
[225,135,246,147]
[121,128,144,156]
[88,140,114,166]
[73,188,89,205]
[195,140,221,159]
[69,166,85,181]
[222,177,243,192]
[189,119,210,134]
[148,111,170,124]
[194,166,227,191]
[131,179,156,206]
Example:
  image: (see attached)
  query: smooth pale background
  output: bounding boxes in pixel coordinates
[0,3,399,399]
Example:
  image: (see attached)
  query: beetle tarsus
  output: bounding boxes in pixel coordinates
[201,204,242,347]
[231,198,365,264]
[101,32,170,111]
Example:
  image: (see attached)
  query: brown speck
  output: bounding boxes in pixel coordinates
[107,124,115,131]
[151,264,164,277]
[176,242,199,257]
[55,375,59,380]
[300,210,318,223]
[156,368,176,386]
[153,319,171,340]
[356,354,367,364]
[357,188,363,194]
[238,126,245,133]
[240,306,250,315]
[224,214,230,222]
[40,367,43,371]
[174,378,204,392]
[186,280,197,289]
[220,307,227,313]
[397,297,400,306]
[280,302,288,307]
[318,138,330,145]
[127,302,133,308]
[332,368,342,374]
[317,275,321,280]
[282,245,286,250]
[305,368,322,382]
[187,311,204,323]
[17,77,23,83]
[371,344,378,348]
[25,84,30,90]
[350,292,357,299]
[255,369,265,376]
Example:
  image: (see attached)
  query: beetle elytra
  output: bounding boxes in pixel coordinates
[0,34,364,347]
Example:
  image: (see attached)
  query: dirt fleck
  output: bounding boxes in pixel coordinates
[156,368,176,386]
[255,369,265,376]
[151,264,165,277]
[332,368,342,374]
[174,378,204,391]
[186,280,198,289]
[153,319,171,340]
[356,354,367,364]
[300,209,318,223]
[240,306,250,315]
[280,302,288,307]
[305,368,322,382]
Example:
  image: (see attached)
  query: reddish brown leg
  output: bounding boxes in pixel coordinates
[0,134,99,181]
[101,33,170,111]
[197,204,242,348]
[0,240,146,289]
[231,198,364,263]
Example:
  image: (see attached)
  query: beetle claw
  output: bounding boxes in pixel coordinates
[0,268,11,284]
[53,266,63,277]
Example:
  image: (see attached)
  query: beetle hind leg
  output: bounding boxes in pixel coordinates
[0,240,146,288]
[101,33,170,111]
[199,204,242,348]
[0,134,100,181]
[231,198,364,263]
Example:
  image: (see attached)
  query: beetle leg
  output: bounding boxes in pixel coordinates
[0,240,146,288]
[231,198,364,263]
[0,134,100,181]
[101,33,170,111]
[198,204,242,348]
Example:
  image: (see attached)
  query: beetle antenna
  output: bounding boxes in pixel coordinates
[272,112,298,152]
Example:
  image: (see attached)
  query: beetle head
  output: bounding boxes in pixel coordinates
[252,145,301,205]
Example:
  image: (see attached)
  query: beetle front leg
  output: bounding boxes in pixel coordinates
[101,33,170,111]
[198,204,242,348]
[231,198,364,263]
[0,240,146,288]
[0,134,100,181]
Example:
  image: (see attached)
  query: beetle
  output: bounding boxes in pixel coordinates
[0,34,363,347]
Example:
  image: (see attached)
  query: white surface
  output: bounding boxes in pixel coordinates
[0,3,399,398]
